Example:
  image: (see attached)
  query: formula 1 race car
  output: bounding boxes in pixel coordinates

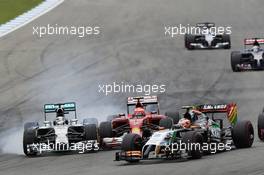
[115,103,254,163]
[185,22,231,50]
[23,102,99,156]
[99,96,179,149]
[257,107,264,141]
[231,38,264,71]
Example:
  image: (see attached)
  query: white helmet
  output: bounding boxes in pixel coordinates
[252,45,260,53]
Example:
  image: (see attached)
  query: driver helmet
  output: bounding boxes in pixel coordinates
[179,118,191,128]
[202,26,210,34]
[252,45,260,53]
[133,107,145,118]
[55,108,65,125]
[187,109,202,122]
[56,108,64,117]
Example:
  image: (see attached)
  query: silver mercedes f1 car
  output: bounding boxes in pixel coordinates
[185,22,231,50]
[23,102,99,156]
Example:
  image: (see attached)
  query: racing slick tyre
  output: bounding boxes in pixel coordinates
[159,118,173,129]
[185,34,195,50]
[121,133,143,163]
[257,113,264,141]
[232,120,254,148]
[83,118,98,126]
[84,124,98,140]
[106,115,119,122]
[182,131,203,159]
[99,121,113,138]
[231,51,241,72]
[222,34,231,49]
[23,128,38,156]
[165,111,180,124]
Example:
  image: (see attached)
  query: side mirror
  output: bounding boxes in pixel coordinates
[70,119,78,125]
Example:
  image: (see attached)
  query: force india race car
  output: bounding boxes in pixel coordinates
[231,38,264,71]
[115,103,254,163]
[99,96,179,149]
[185,22,231,50]
[23,102,99,156]
[257,107,264,141]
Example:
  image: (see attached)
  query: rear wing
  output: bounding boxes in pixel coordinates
[196,22,215,28]
[127,96,159,115]
[244,38,264,48]
[44,102,77,120]
[127,96,158,105]
[195,103,238,125]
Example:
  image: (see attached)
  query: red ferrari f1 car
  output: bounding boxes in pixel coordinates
[98,96,179,149]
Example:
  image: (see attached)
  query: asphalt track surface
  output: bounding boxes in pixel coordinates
[0,0,264,175]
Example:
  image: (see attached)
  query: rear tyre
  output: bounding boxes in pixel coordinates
[232,120,254,148]
[257,114,264,141]
[99,121,113,139]
[84,124,98,140]
[159,118,173,129]
[121,133,142,163]
[222,34,231,49]
[231,51,241,72]
[182,131,203,159]
[165,111,180,124]
[185,34,195,50]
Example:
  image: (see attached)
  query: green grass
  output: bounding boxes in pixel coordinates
[0,0,43,24]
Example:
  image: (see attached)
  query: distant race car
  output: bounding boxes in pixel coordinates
[115,103,254,163]
[257,107,264,141]
[185,22,231,50]
[23,102,99,156]
[231,38,264,71]
[99,96,179,149]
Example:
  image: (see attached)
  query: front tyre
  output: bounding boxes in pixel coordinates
[182,131,203,159]
[222,34,231,49]
[23,129,38,156]
[121,133,142,163]
[231,51,241,72]
[185,34,195,50]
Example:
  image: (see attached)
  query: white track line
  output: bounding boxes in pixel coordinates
[0,0,64,38]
